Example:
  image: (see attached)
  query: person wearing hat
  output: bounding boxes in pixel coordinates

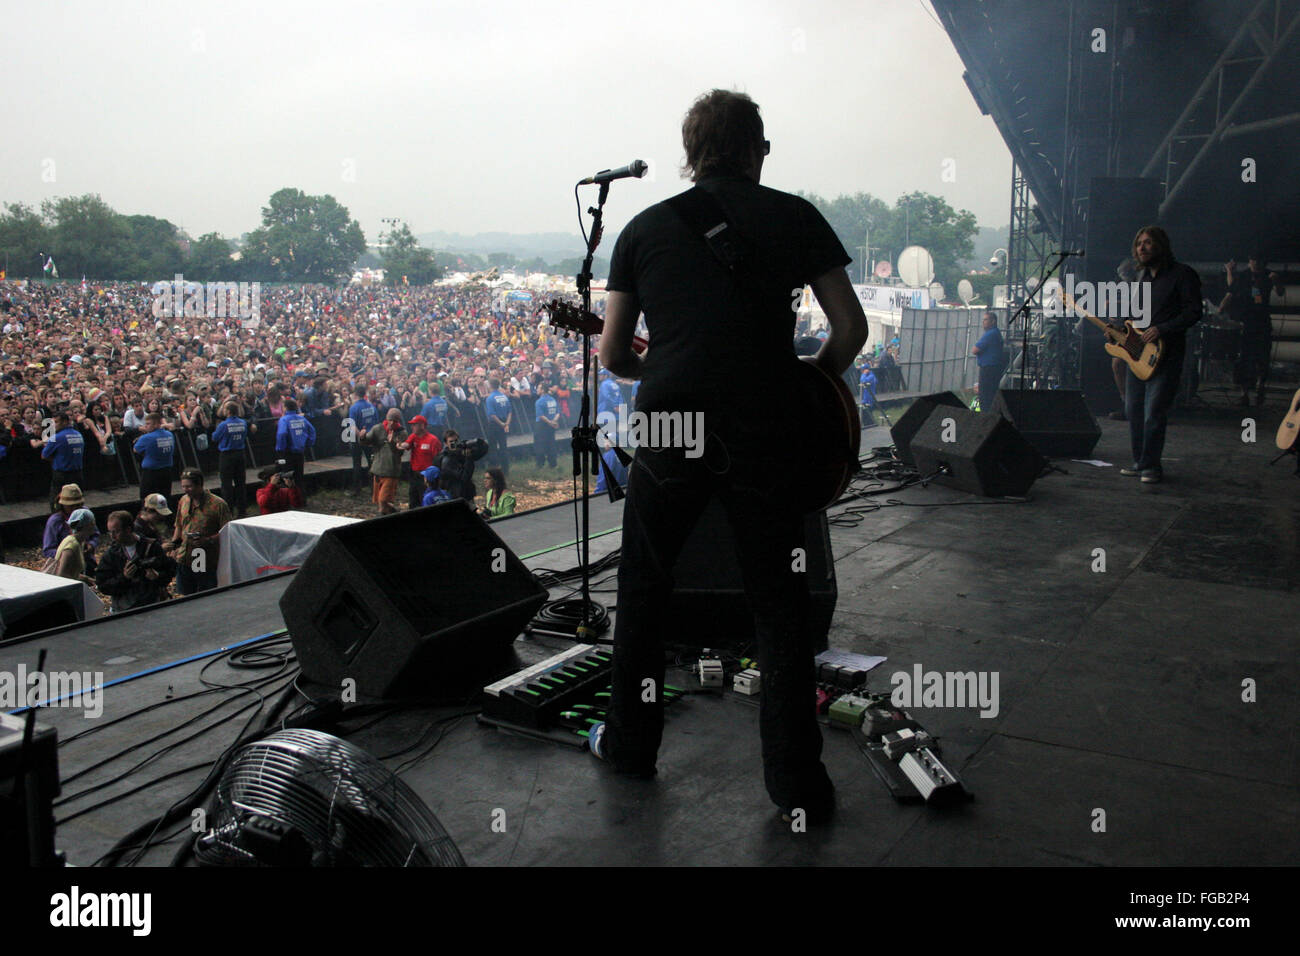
[420,465,451,506]
[399,415,442,511]
[54,508,98,584]
[42,483,99,568]
[136,492,173,542]
[360,408,407,515]
[255,463,304,515]
[39,412,87,512]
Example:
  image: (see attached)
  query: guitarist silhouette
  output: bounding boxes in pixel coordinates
[593,89,867,821]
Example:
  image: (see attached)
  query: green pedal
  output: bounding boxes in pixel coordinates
[827,694,873,729]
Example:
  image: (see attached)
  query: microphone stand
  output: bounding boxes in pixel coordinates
[1007,250,1070,390]
[570,181,611,642]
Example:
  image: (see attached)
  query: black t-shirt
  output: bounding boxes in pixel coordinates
[606,174,850,415]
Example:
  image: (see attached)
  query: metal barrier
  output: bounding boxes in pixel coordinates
[897,307,987,395]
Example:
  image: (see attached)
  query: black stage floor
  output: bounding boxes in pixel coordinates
[3,405,1297,870]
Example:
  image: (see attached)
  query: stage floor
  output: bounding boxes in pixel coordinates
[3,403,1297,868]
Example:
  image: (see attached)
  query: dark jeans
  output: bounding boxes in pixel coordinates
[283,450,306,488]
[139,467,172,503]
[978,364,1003,412]
[486,422,509,475]
[218,451,247,517]
[1126,351,1184,471]
[408,464,426,510]
[176,563,218,596]
[533,424,558,467]
[349,442,372,492]
[604,424,831,811]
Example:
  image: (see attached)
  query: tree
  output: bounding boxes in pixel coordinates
[186,233,237,281]
[380,223,442,286]
[242,188,366,284]
[0,203,51,278]
[122,214,183,279]
[41,194,131,279]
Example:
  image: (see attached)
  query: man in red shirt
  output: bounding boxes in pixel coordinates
[400,415,443,510]
[255,463,305,515]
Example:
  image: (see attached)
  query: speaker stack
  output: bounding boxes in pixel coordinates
[992,388,1101,459]
[280,500,548,698]
[891,391,967,467]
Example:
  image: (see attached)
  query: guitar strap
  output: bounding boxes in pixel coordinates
[664,187,762,312]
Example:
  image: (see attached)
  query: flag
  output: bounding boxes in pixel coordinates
[0,269,6,281]
[43,256,58,279]
[81,275,87,293]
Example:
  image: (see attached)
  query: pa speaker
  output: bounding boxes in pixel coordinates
[1084,177,1162,283]
[665,499,836,653]
[891,391,967,467]
[910,407,1046,497]
[280,500,548,697]
[992,388,1101,458]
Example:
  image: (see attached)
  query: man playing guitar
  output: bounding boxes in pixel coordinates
[1120,226,1202,483]
[593,89,867,822]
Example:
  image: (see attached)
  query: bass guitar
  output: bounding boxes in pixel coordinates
[540,300,860,512]
[1063,292,1163,380]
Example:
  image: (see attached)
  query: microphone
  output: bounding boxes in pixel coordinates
[1059,249,1085,257]
[578,160,648,186]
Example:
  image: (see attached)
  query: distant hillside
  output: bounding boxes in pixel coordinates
[416,231,587,261]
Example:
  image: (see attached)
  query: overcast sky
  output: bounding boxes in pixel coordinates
[6,0,1012,249]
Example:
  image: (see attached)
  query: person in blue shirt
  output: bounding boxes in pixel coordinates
[483,379,512,476]
[420,387,452,441]
[859,364,880,425]
[275,398,316,491]
[40,413,87,512]
[212,402,256,518]
[598,369,623,416]
[593,436,629,496]
[419,465,451,506]
[132,412,176,504]
[533,381,560,468]
[971,311,1006,413]
[346,384,379,496]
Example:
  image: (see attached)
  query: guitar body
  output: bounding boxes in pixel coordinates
[540,300,860,512]
[1102,325,1163,380]
[795,357,862,512]
[1276,388,1300,450]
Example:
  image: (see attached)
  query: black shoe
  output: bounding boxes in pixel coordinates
[1120,465,1141,477]
[778,791,835,826]
[1140,468,1163,484]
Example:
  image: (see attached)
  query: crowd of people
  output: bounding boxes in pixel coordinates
[0,279,601,509]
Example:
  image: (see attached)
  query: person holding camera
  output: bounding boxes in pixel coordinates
[95,510,176,612]
[165,468,231,595]
[433,427,488,503]
[255,463,304,515]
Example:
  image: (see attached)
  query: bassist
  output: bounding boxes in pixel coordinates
[1120,226,1202,483]
[594,89,867,821]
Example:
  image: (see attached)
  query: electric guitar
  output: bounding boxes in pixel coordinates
[540,300,861,512]
[1063,292,1163,380]
[1276,388,1300,451]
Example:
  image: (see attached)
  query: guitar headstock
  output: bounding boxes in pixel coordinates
[541,300,603,339]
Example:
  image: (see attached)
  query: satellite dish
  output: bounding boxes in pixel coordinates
[897,246,934,288]
[958,278,974,305]
[874,260,893,279]
[929,282,945,303]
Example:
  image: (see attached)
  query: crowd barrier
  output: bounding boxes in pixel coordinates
[0,392,594,505]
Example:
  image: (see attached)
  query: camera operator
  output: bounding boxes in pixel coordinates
[433,427,488,503]
[255,463,305,515]
[96,510,176,613]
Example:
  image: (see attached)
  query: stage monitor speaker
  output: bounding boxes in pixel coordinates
[891,391,967,467]
[910,406,1046,497]
[0,713,60,867]
[992,389,1101,458]
[1084,177,1162,283]
[665,499,836,653]
[280,500,549,698]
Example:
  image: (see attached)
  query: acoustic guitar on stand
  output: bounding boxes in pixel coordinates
[539,299,860,512]
[1063,292,1163,381]
[1276,388,1300,451]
